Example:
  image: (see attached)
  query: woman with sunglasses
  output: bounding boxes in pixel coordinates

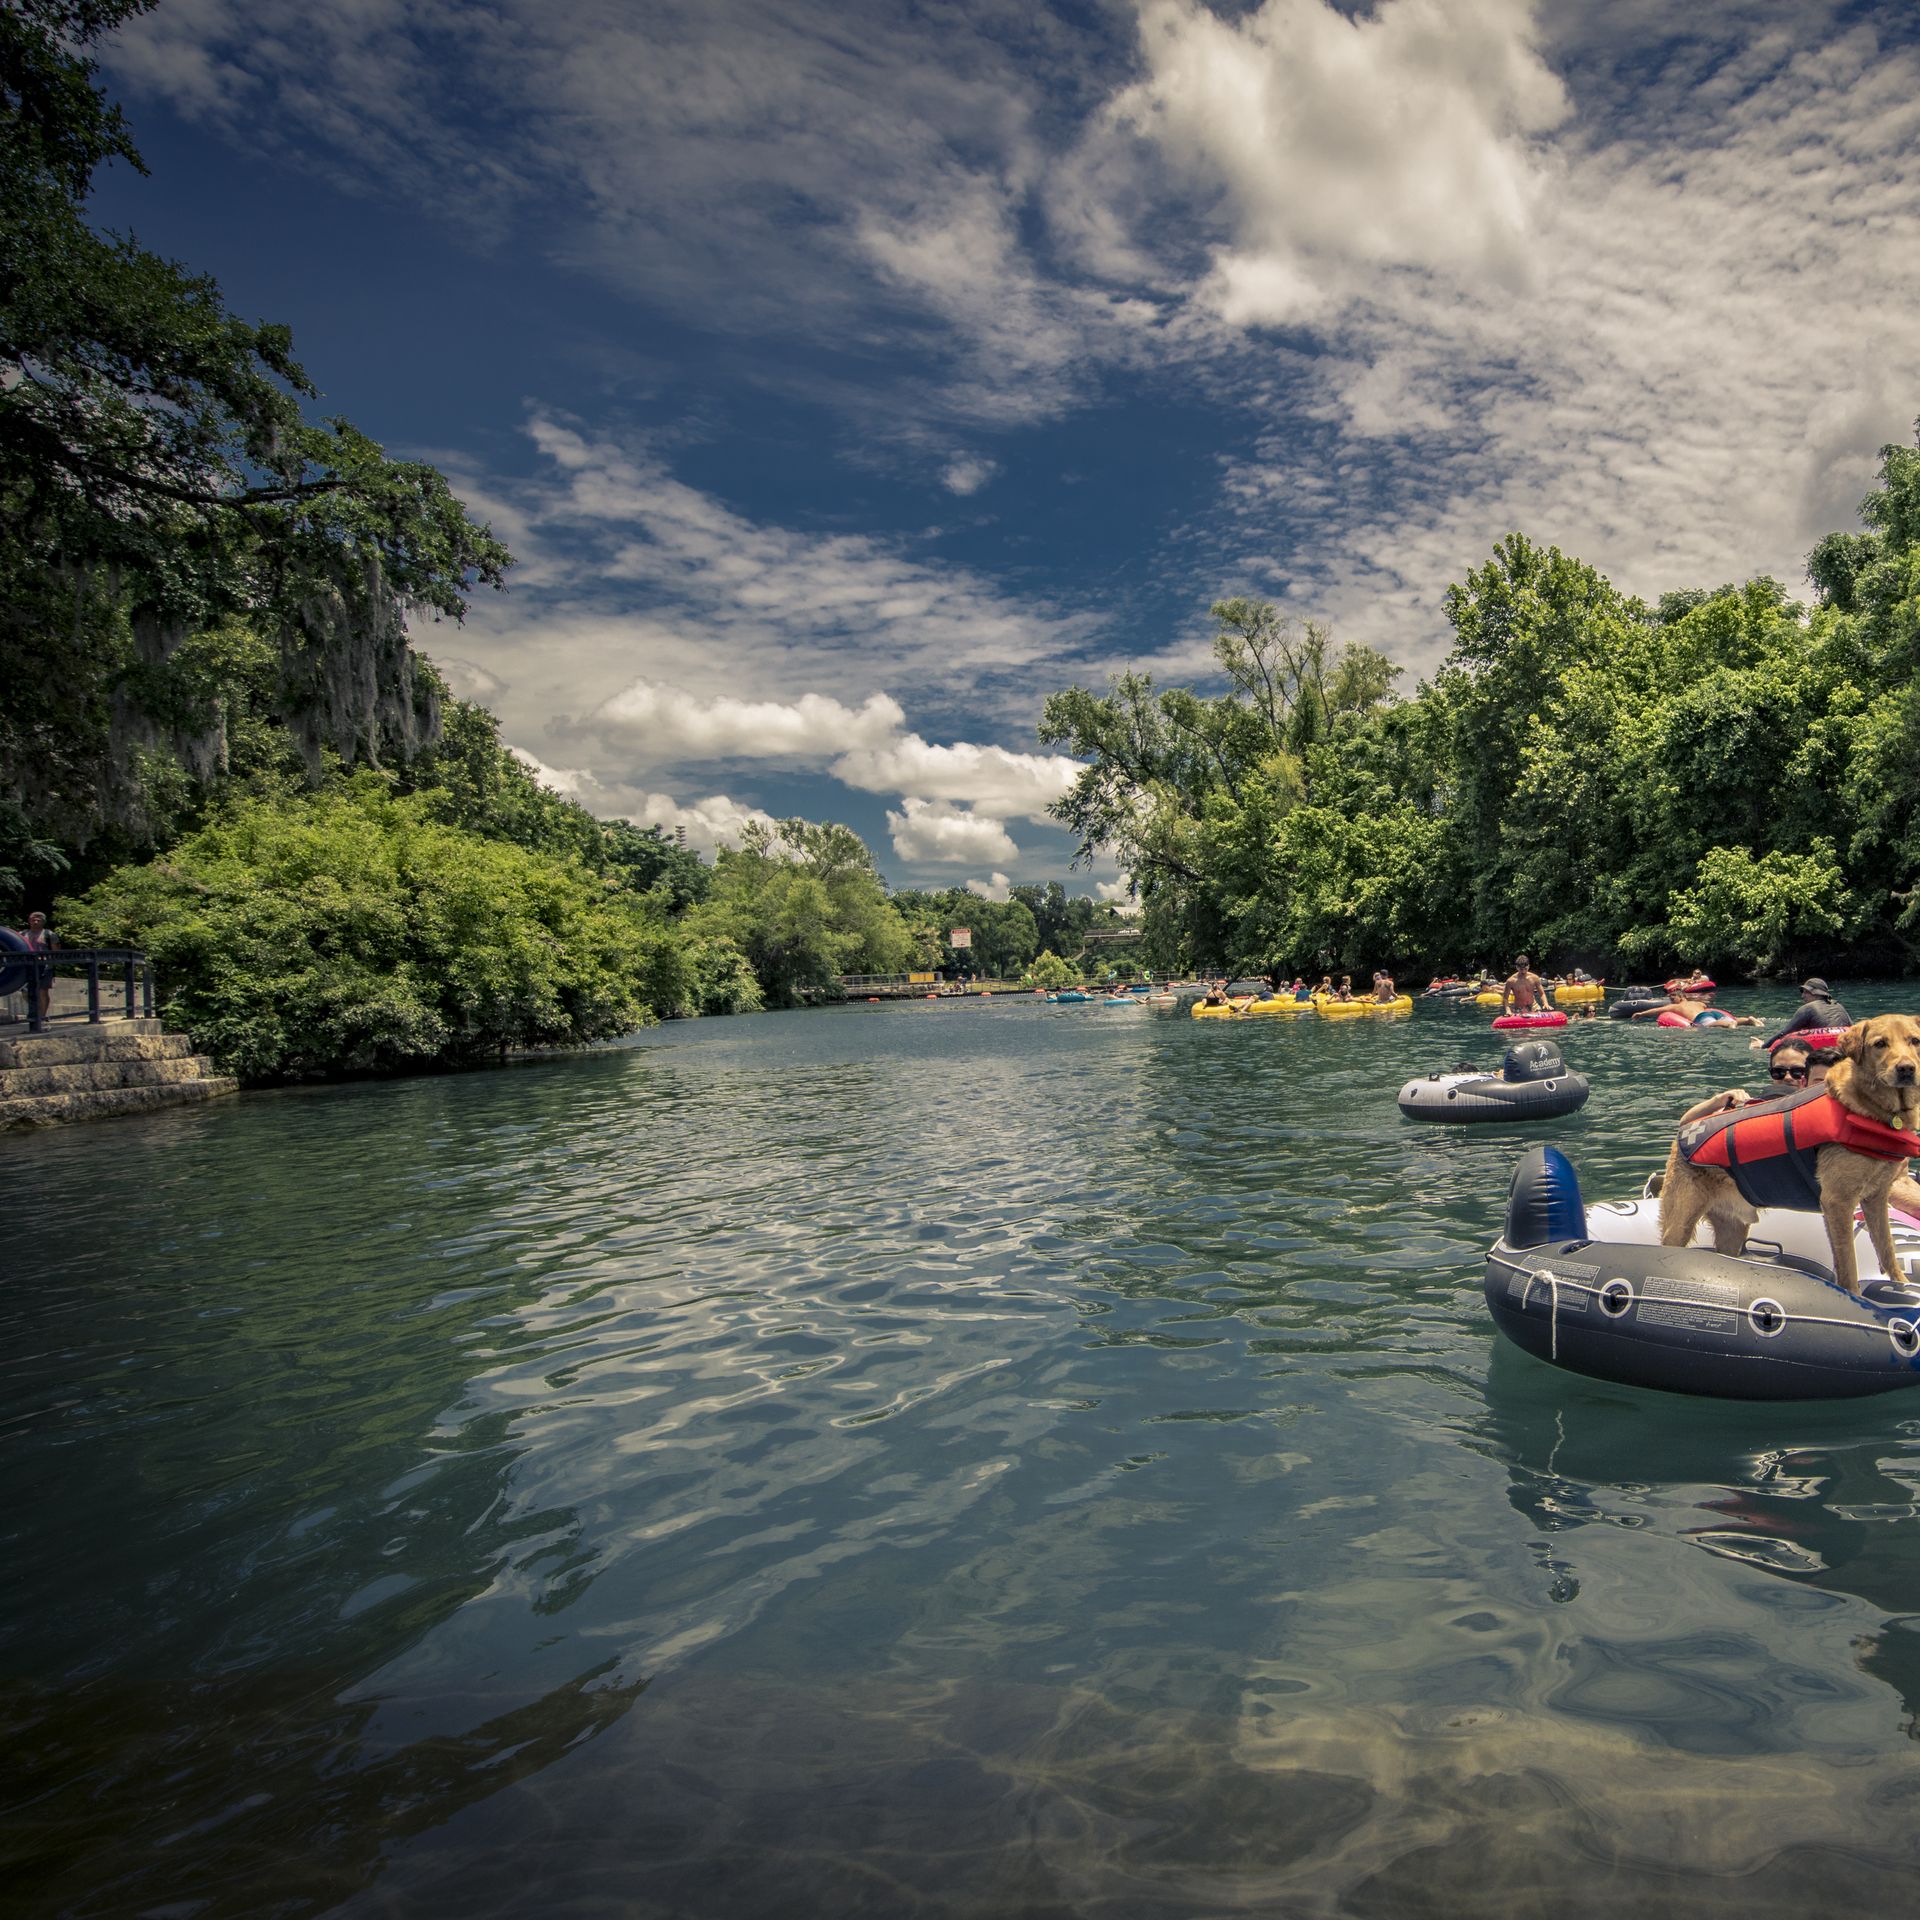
[1677,1042,1813,1124]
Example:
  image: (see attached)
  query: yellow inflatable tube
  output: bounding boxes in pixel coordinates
[1554,982,1605,1006]
[1363,994,1414,1015]
[1473,990,1505,1008]
[1313,995,1372,1020]
[1191,998,1253,1019]
[1245,995,1312,1015]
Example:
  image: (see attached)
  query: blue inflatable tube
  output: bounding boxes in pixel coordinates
[1484,1144,1920,1399]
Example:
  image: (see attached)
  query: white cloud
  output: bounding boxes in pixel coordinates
[966,871,1013,901]
[626,791,779,858]
[832,735,1080,823]
[581,681,905,762]
[1095,877,1133,904]
[1104,0,1569,327]
[941,454,999,496]
[437,655,509,702]
[887,799,1019,865]
[508,746,600,800]
[1187,17,1920,673]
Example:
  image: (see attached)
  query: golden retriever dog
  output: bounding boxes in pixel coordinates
[1659,1013,1920,1294]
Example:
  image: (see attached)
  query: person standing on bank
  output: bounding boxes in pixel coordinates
[23,910,57,1022]
[1501,954,1549,1018]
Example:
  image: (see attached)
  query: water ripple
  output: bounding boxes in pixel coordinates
[10,991,1920,1914]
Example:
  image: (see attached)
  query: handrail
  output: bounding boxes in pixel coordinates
[4,948,156,1034]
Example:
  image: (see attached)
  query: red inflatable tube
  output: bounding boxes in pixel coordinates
[1769,1026,1850,1054]
[1492,1011,1568,1030]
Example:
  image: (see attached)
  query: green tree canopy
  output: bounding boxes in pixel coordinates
[692,819,913,1007]
[1,0,511,896]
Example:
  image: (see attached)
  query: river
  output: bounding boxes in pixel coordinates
[10,988,1920,1916]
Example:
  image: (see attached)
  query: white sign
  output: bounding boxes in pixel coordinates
[948,927,972,949]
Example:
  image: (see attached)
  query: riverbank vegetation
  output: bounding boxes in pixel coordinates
[1044,428,1920,983]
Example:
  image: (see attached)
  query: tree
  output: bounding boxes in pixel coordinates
[694,819,911,1006]
[1632,842,1856,978]
[1025,950,1078,991]
[1040,601,1398,970]
[1,0,511,884]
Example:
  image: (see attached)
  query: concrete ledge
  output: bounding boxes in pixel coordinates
[0,1078,239,1130]
[0,1055,222,1097]
[0,1028,188,1069]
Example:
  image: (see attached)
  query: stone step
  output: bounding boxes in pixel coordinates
[0,1027,189,1070]
[0,1078,239,1131]
[0,1055,223,1098]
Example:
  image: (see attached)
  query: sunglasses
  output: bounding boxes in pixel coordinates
[1770,1063,1808,1082]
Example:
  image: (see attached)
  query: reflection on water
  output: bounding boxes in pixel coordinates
[10,990,1920,1914]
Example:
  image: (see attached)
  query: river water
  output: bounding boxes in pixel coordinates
[11,989,1920,1916]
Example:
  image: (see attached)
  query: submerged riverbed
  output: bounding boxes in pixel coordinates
[12,988,1920,1916]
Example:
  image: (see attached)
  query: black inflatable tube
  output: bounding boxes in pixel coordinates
[1399,1072,1589,1122]
[1485,1145,1920,1399]
[0,927,32,1000]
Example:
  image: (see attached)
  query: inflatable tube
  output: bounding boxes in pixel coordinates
[1771,1026,1850,1055]
[1607,986,1665,1020]
[1492,1010,1567,1031]
[1398,1041,1588,1123]
[1483,1145,1920,1399]
[1553,982,1605,1006]
[1244,995,1310,1015]
[1363,995,1414,1016]
[1655,1010,1690,1028]
[0,927,32,1000]
[1474,991,1505,1008]
[1313,996,1371,1020]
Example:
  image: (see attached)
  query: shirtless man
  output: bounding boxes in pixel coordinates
[1501,954,1549,1017]
[1631,985,1761,1028]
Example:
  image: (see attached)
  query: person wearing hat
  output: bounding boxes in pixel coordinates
[1501,954,1549,1017]
[1751,976,1851,1053]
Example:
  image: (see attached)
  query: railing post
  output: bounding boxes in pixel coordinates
[124,955,137,1019]
[87,955,101,1022]
[143,960,154,1018]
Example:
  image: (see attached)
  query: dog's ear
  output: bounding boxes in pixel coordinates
[1837,1022,1867,1061]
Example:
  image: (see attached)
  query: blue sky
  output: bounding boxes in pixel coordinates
[90,0,1920,897]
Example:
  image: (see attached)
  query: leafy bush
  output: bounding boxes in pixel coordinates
[1632,841,1855,978]
[66,777,699,1081]
[1025,950,1079,991]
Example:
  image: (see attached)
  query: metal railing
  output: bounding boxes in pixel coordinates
[3,949,155,1034]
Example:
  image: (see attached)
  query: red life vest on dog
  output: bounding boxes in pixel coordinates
[1678,1088,1913,1212]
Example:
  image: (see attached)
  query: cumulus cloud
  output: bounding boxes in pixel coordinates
[887,800,1019,866]
[1194,15,1920,671]
[581,681,905,762]
[508,746,600,800]
[434,655,509,702]
[832,735,1080,823]
[966,871,1013,901]
[1105,0,1569,325]
[626,791,779,857]
[1095,877,1135,905]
